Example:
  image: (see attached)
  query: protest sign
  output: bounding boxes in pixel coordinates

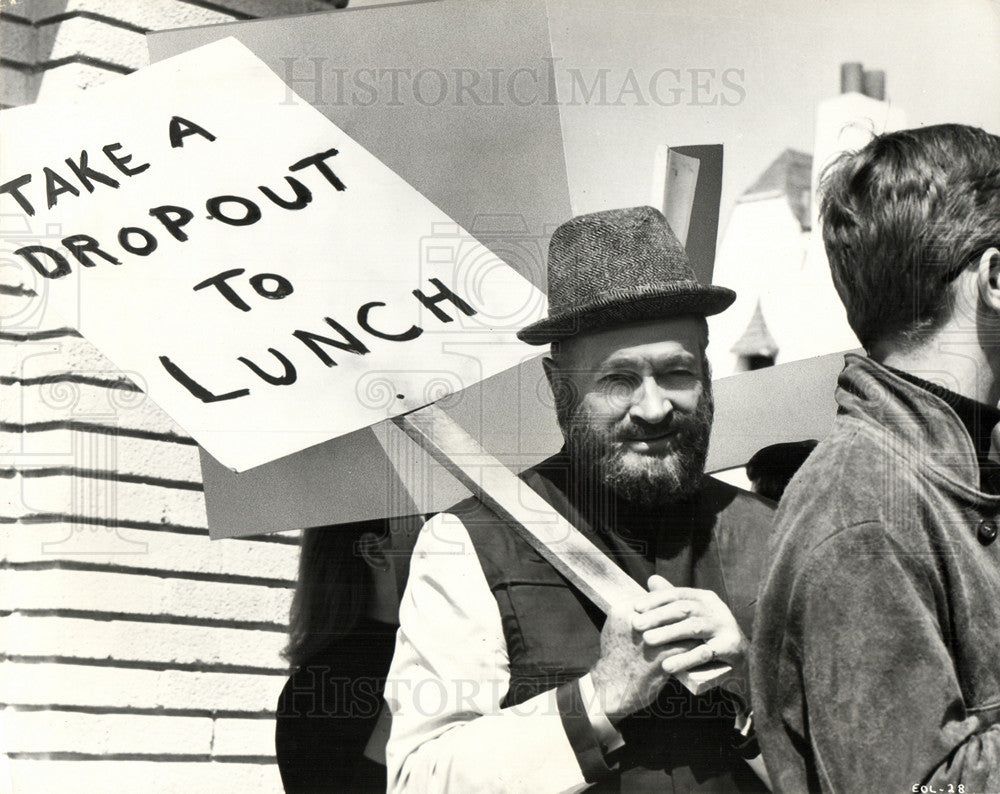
[147,0,569,264]
[1,37,547,472]
[148,0,574,536]
[708,348,852,471]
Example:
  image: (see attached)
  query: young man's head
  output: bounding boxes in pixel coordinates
[517,205,736,506]
[819,124,1000,355]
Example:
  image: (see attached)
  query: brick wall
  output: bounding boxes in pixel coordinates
[1,1,350,791]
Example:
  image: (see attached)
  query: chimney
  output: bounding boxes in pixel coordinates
[840,62,887,100]
[812,64,905,229]
[840,62,864,94]
[862,69,886,101]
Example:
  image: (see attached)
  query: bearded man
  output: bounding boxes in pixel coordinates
[386,206,775,792]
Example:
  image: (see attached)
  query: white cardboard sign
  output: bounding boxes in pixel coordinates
[1,38,546,471]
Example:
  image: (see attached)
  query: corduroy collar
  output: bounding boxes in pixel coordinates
[836,354,1000,499]
[884,365,1000,494]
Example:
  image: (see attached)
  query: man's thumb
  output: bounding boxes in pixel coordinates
[989,422,1000,464]
[647,574,672,591]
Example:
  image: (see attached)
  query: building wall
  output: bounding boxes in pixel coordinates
[710,88,906,380]
[709,193,861,379]
[708,195,809,378]
[0,2,351,791]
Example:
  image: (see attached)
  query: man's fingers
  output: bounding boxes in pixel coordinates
[634,585,680,613]
[650,640,697,661]
[641,616,712,646]
[990,423,1000,464]
[660,642,718,675]
[659,586,723,603]
[632,601,697,632]
[635,585,723,614]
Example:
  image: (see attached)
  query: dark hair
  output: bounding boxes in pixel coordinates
[283,519,389,668]
[746,439,818,502]
[818,124,1000,351]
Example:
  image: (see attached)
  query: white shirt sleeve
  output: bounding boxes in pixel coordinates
[384,512,598,794]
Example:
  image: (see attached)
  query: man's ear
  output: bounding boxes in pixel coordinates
[542,356,558,392]
[358,531,389,573]
[976,247,1000,312]
[543,355,580,417]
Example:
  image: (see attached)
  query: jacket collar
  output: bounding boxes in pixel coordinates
[837,354,989,490]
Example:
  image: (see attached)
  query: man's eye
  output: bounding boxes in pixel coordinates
[599,374,640,397]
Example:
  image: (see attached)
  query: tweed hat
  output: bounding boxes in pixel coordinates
[517,206,736,345]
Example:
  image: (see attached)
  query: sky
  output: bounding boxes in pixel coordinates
[167,0,1000,239]
[545,0,1000,231]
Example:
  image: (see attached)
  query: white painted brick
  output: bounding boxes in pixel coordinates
[0,288,70,333]
[2,335,136,380]
[211,0,337,17]
[4,710,213,754]
[175,575,292,626]
[37,17,148,71]
[1,432,202,483]
[7,472,208,526]
[0,568,292,625]
[1,477,21,522]
[1,661,287,712]
[0,63,38,107]
[35,61,122,101]
[2,615,289,669]
[24,0,238,30]
[15,0,71,18]
[166,667,288,713]
[5,524,298,580]
[8,760,282,794]
[212,716,276,757]
[1,19,36,63]
[0,269,93,330]
[1,343,55,385]
[0,292,47,333]
[2,381,185,435]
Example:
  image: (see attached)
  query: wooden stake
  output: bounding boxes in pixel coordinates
[393,402,729,695]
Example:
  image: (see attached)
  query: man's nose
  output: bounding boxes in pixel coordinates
[630,377,671,424]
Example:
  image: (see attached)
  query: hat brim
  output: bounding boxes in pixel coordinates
[516,284,736,345]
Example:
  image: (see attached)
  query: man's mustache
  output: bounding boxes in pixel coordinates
[612,416,693,444]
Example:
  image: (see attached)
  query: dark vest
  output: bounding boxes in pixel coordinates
[459,452,775,793]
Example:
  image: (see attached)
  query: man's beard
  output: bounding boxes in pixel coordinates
[557,380,714,508]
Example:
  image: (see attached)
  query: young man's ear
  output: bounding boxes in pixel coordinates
[976,247,1000,311]
[358,531,390,573]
